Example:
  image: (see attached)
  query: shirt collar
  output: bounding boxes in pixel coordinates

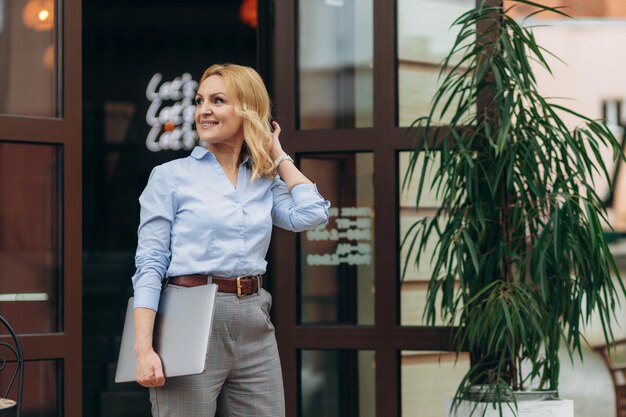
[191,145,253,167]
[191,146,210,160]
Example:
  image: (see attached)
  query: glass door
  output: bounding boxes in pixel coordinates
[269,1,485,416]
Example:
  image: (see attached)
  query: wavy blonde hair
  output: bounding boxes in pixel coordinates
[200,64,274,181]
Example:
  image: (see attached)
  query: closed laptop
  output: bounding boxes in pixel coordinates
[115,283,218,383]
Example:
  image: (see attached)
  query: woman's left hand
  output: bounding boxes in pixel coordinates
[270,121,284,160]
[268,119,313,189]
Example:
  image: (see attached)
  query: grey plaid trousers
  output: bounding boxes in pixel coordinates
[149,287,286,417]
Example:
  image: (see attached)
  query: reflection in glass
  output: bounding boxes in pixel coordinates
[299,153,374,325]
[401,350,469,417]
[0,0,59,117]
[398,151,457,326]
[0,359,60,417]
[301,350,375,417]
[298,0,373,129]
[397,0,474,126]
[25,360,59,417]
[0,142,61,332]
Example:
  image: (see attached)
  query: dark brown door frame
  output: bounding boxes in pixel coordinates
[0,0,82,415]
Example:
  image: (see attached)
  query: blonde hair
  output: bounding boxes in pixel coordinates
[200,64,274,181]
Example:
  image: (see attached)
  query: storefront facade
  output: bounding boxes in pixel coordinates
[0,0,495,416]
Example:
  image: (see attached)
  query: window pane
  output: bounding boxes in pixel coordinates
[398,151,458,326]
[0,0,60,117]
[0,142,61,332]
[299,153,374,325]
[298,0,373,129]
[397,0,474,126]
[401,351,469,417]
[300,350,375,417]
[0,359,61,417]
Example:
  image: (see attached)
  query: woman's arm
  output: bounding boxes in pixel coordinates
[270,121,311,191]
[132,166,176,311]
[131,165,176,386]
[268,121,330,231]
[134,307,165,387]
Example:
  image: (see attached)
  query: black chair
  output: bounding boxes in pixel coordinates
[0,315,23,417]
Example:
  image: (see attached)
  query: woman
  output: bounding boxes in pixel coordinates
[131,63,329,417]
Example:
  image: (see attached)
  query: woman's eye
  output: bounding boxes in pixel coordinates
[214,97,224,104]
[194,97,203,106]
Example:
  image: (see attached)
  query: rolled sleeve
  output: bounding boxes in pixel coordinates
[271,179,330,232]
[131,166,176,311]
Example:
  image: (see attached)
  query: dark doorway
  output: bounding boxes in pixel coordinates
[82,1,257,416]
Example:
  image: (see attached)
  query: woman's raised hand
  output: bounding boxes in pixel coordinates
[270,121,284,160]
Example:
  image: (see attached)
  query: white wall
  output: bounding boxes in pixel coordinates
[528,19,626,344]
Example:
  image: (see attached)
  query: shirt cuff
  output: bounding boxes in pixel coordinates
[291,183,325,206]
[132,287,161,311]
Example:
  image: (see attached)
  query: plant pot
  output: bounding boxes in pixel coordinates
[445,397,573,417]
[465,386,558,402]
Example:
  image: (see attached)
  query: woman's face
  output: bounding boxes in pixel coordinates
[194,75,244,146]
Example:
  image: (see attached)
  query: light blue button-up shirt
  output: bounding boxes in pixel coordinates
[132,146,330,311]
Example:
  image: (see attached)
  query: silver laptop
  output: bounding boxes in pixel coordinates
[115,283,218,383]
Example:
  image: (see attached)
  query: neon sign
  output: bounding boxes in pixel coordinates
[145,73,198,152]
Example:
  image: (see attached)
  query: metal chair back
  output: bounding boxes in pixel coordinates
[0,315,24,417]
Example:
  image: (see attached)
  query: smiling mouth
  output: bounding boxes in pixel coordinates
[198,120,219,128]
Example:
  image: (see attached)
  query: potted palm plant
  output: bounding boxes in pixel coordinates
[403,0,626,415]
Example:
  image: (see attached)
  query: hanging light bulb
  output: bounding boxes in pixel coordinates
[22,0,54,31]
[239,0,257,29]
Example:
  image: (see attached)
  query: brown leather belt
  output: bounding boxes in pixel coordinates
[169,274,263,297]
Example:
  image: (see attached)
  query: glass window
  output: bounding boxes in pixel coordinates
[0,0,60,117]
[298,0,373,129]
[299,153,374,325]
[0,360,61,417]
[397,0,474,127]
[25,360,61,417]
[398,151,459,326]
[300,350,375,417]
[0,142,61,332]
[401,350,469,417]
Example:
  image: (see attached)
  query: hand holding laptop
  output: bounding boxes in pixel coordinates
[115,283,218,384]
[134,307,166,387]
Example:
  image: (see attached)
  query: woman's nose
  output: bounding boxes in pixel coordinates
[198,101,213,114]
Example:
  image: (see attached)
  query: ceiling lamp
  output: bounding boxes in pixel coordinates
[22,0,54,31]
[239,0,257,29]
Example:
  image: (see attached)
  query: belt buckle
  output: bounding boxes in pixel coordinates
[236,276,245,298]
